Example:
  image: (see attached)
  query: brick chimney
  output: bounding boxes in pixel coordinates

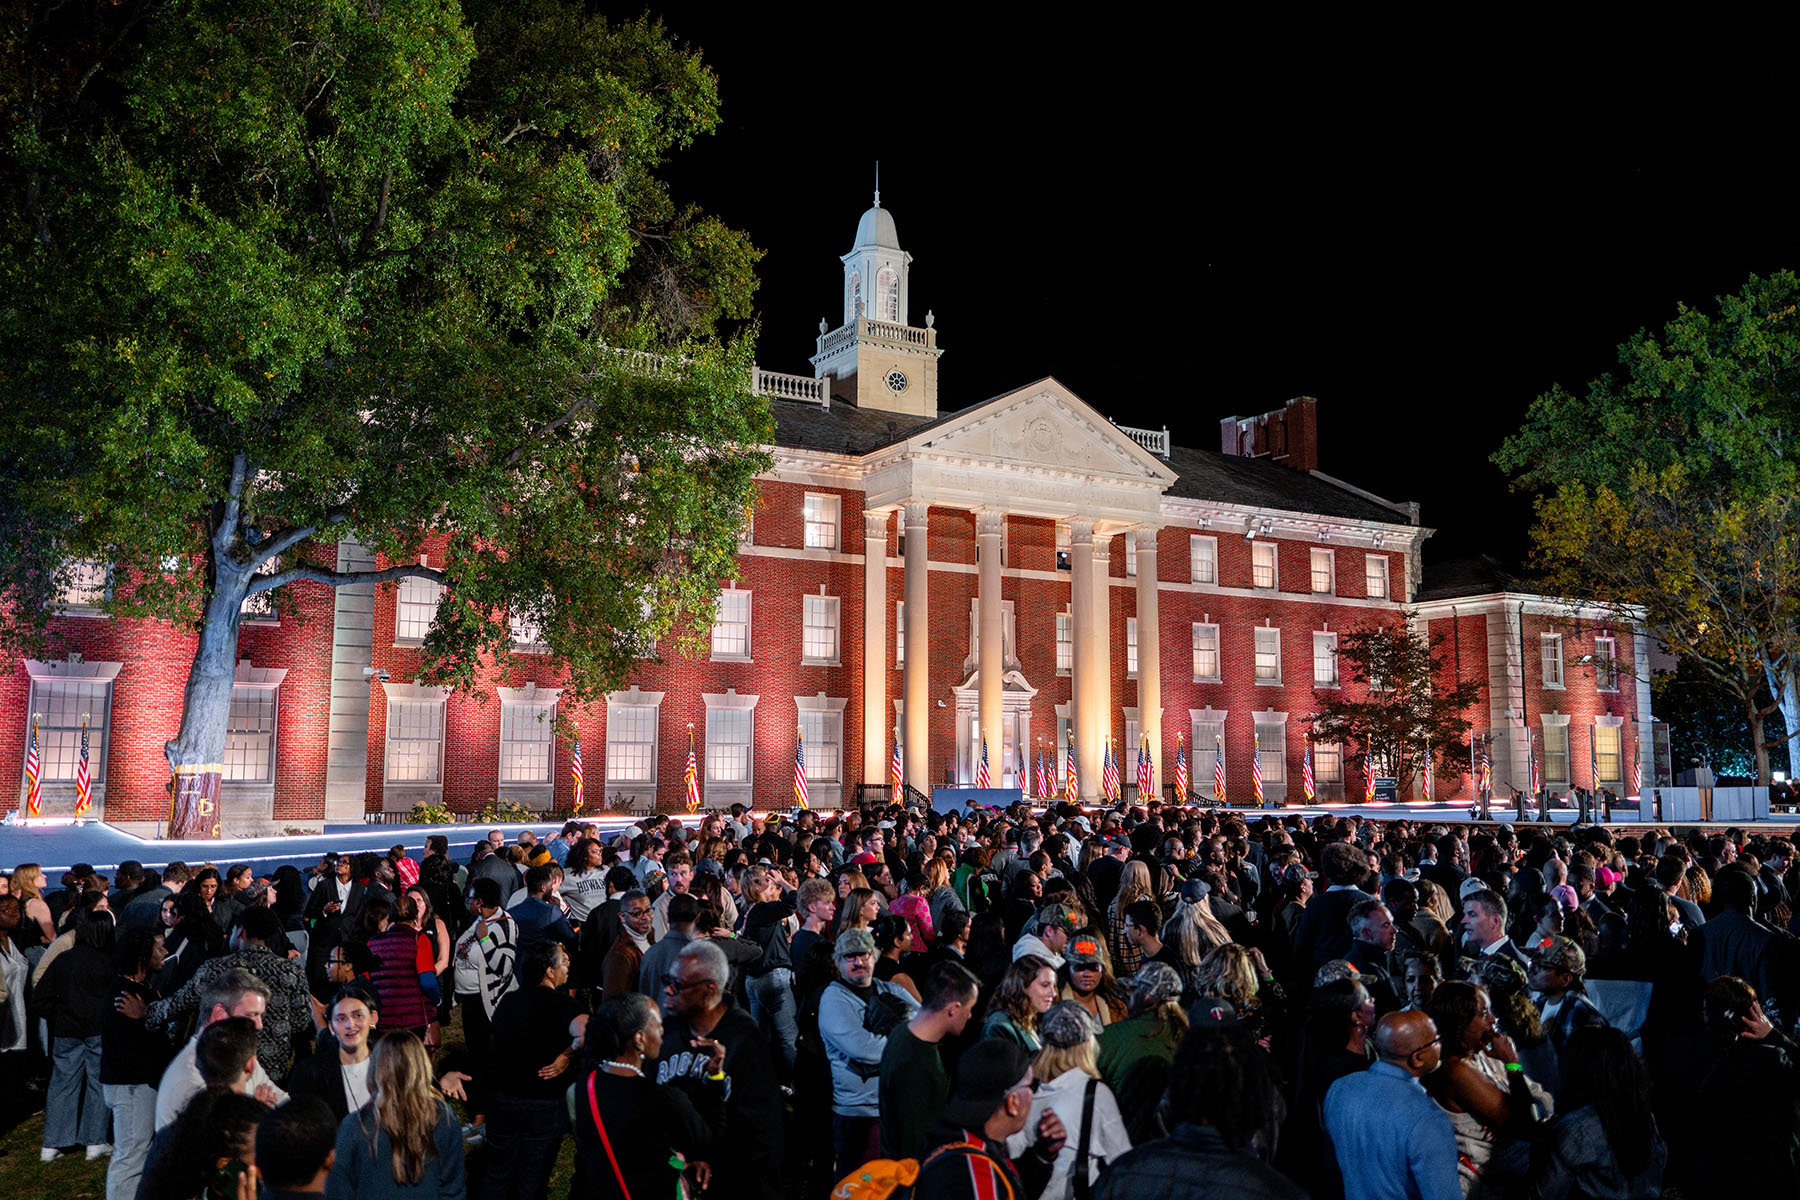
[1218,396,1319,471]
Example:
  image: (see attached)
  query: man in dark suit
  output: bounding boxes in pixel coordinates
[1698,864,1800,1030]
[303,853,365,979]
[1293,841,1375,974]
[1461,888,1530,972]
[1419,832,1468,899]
[1345,898,1403,1015]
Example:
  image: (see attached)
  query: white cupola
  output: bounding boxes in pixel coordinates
[842,187,911,326]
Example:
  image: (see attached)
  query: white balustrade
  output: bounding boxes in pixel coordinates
[753,367,830,407]
[1116,423,1171,459]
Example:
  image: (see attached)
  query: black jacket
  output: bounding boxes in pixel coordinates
[1698,910,1800,1027]
[1098,1123,1307,1200]
[1293,887,1372,975]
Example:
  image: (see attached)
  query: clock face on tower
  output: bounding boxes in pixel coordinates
[885,369,909,393]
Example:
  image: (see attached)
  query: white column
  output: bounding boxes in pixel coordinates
[1135,528,1161,798]
[1070,520,1101,801]
[977,511,1004,777]
[862,509,890,787]
[1092,531,1114,788]
[903,502,931,794]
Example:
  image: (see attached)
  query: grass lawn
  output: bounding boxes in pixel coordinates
[0,1008,580,1197]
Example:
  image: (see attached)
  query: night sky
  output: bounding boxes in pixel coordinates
[656,7,1800,564]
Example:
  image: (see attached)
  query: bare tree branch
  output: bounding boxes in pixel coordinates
[251,561,443,595]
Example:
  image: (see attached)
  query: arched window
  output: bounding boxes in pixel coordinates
[846,269,861,319]
[876,266,900,322]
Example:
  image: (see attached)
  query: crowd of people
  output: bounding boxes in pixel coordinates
[3,801,1799,1199]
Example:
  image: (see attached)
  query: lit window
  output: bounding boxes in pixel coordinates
[1192,623,1220,681]
[510,607,547,652]
[1125,538,1137,578]
[799,708,844,784]
[1254,627,1282,683]
[26,677,112,782]
[1192,719,1225,766]
[1594,636,1619,691]
[1315,741,1344,786]
[711,588,751,660]
[56,559,111,610]
[1126,618,1138,677]
[1255,722,1285,784]
[846,269,861,318]
[241,559,281,623]
[876,267,900,323]
[500,699,555,784]
[1543,721,1570,785]
[224,687,279,783]
[803,594,841,663]
[1252,542,1277,590]
[385,698,445,783]
[1594,722,1622,784]
[1190,536,1217,584]
[895,601,905,666]
[1313,631,1339,686]
[1365,555,1389,599]
[1310,548,1334,595]
[706,707,752,784]
[605,700,659,785]
[1542,634,1564,688]
[803,493,841,550]
[396,574,444,643]
[1056,612,1074,673]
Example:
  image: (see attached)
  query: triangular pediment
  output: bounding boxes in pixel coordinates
[900,378,1177,485]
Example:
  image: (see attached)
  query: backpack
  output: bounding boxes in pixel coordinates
[831,1140,1016,1200]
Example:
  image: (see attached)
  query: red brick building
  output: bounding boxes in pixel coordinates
[6,199,1652,833]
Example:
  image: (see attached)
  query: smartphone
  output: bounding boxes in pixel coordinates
[1668,919,1682,936]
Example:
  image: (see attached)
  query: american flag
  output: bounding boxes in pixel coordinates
[1302,734,1316,801]
[1174,733,1188,799]
[975,737,991,789]
[1478,740,1492,796]
[1632,751,1643,794]
[891,735,904,796]
[1065,731,1078,800]
[1251,733,1264,804]
[1035,747,1049,799]
[570,737,585,813]
[1364,761,1377,803]
[793,735,809,810]
[74,715,92,816]
[25,716,42,818]
[1102,739,1121,801]
[1137,738,1153,798]
[1213,737,1226,800]
[684,729,701,813]
[1422,751,1433,802]
[1529,746,1541,797]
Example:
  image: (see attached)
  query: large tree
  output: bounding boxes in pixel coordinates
[0,0,770,835]
[1494,271,1800,783]
[1308,623,1483,801]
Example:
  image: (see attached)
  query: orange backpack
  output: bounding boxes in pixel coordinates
[830,1140,1017,1200]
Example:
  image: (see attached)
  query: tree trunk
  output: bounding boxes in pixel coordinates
[1746,697,1770,787]
[164,561,248,839]
[1769,659,1800,784]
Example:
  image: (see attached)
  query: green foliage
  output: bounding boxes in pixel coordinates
[408,800,456,825]
[478,796,537,823]
[1308,622,1484,795]
[1494,271,1800,780]
[0,1,770,750]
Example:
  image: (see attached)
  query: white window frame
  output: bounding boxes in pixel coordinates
[802,593,841,665]
[1313,631,1339,687]
[224,685,280,784]
[1124,537,1137,578]
[1364,554,1389,599]
[797,694,847,793]
[1594,636,1619,692]
[1310,547,1335,595]
[55,559,112,613]
[895,601,905,667]
[1542,715,1571,787]
[21,661,121,807]
[1126,617,1139,678]
[875,266,900,323]
[604,687,663,795]
[1594,717,1624,786]
[1254,626,1282,684]
[710,587,752,661]
[703,690,759,796]
[1252,541,1278,590]
[1190,710,1227,788]
[1056,611,1074,675]
[496,688,558,788]
[1542,633,1565,689]
[1190,535,1217,585]
[383,684,448,785]
[509,606,548,654]
[803,493,841,551]
[1192,622,1220,682]
[1314,740,1344,796]
[1254,716,1287,791]
[240,558,281,623]
[395,568,444,645]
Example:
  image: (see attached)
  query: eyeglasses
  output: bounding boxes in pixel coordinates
[663,973,709,992]
[624,907,652,919]
[1402,1035,1442,1056]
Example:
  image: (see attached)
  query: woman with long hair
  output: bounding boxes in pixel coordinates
[981,954,1057,1051]
[568,992,724,1200]
[833,887,881,939]
[11,862,57,963]
[326,1030,464,1199]
[1107,861,1154,977]
[1529,1026,1664,1200]
[102,928,172,1200]
[1003,1002,1133,1200]
[870,914,921,1001]
[405,885,452,1042]
[1159,891,1231,1008]
[1196,942,1284,1042]
[162,890,226,993]
[364,896,438,1042]
[922,856,966,937]
[1424,980,1551,1198]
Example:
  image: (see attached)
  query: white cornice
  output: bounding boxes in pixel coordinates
[1410,592,1649,625]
